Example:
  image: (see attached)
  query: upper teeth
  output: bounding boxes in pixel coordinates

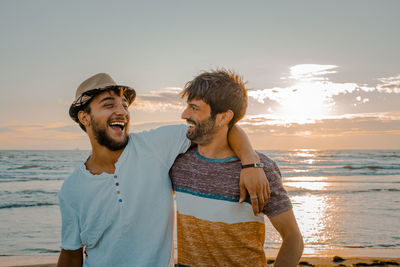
[110,122,125,126]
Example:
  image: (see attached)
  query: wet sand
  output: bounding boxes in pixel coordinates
[1,254,399,267]
[0,254,57,267]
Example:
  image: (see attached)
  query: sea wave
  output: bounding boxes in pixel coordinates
[379,155,400,158]
[349,188,400,193]
[24,248,60,253]
[376,244,400,248]
[341,244,400,248]
[7,165,59,170]
[0,190,57,195]
[343,165,400,170]
[0,177,65,182]
[283,169,400,176]
[7,165,41,170]
[344,245,372,248]
[0,202,57,209]
[286,187,400,195]
[262,149,400,176]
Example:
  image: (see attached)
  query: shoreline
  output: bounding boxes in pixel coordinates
[266,247,400,258]
[1,252,400,267]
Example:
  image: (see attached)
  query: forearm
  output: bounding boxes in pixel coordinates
[228,125,270,214]
[57,248,83,267]
[274,232,304,267]
[228,125,259,163]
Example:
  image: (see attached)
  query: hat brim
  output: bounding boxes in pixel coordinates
[69,85,136,123]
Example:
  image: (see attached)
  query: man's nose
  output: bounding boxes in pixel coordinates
[181,108,190,119]
[115,103,129,116]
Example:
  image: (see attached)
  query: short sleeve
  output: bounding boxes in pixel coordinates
[261,156,293,218]
[138,124,191,168]
[59,192,82,250]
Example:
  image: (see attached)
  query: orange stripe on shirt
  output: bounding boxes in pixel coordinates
[177,212,267,267]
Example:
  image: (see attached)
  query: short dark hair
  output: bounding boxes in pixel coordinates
[71,87,131,132]
[181,69,248,128]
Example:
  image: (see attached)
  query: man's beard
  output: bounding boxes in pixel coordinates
[186,116,217,145]
[90,116,129,151]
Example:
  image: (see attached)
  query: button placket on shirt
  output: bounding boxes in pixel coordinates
[114,174,123,204]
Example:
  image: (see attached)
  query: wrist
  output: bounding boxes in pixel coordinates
[239,151,260,165]
[241,163,264,169]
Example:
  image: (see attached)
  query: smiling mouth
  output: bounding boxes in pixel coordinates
[186,120,196,127]
[109,121,126,131]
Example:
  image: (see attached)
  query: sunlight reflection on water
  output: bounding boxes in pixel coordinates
[292,195,332,248]
[285,181,330,191]
[265,172,400,255]
[265,187,337,253]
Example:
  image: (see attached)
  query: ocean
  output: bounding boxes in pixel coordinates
[0,149,399,257]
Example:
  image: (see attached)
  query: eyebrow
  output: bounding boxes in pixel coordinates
[99,96,115,103]
[99,96,128,104]
[189,103,200,108]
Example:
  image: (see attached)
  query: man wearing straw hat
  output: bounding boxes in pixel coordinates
[57,73,270,267]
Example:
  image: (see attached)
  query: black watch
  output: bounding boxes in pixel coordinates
[241,163,264,169]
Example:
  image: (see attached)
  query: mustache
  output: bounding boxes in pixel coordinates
[186,119,197,126]
[107,116,128,124]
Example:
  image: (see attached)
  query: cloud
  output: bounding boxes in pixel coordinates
[128,66,400,135]
[247,64,400,124]
[247,81,364,125]
[249,64,377,105]
[0,122,83,134]
[45,125,82,133]
[377,74,400,93]
[0,127,13,133]
[0,122,87,149]
[248,81,365,104]
[285,64,338,82]
[133,87,185,112]
[239,112,400,137]
[128,66,400,126]
[2,66,400,149]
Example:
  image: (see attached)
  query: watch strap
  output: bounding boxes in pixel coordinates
[241,163,264,169]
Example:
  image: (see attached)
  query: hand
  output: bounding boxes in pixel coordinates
[239,167,270,215]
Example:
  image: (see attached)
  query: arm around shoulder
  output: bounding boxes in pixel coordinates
[228,125,270,215]
[270,209,304,267]
[145,124,191,166]
[57,248,83,267]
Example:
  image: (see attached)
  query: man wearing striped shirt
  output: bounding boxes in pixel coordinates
[170,70,304,267]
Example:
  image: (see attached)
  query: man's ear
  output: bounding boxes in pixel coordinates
[78,110,90,128]
[218,110,234,127]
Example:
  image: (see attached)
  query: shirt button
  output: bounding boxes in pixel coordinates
[115,182,119,186]
[118,199,123,203]
[117,191,120,194]
[114,175,117,179]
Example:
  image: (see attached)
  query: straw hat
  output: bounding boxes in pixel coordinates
[69,73,136,123]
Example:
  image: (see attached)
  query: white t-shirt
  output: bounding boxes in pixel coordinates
[59,125,190,267]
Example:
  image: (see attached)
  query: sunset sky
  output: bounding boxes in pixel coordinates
[0,1,399,150]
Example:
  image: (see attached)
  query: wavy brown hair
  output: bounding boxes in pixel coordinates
[181,69,248,128]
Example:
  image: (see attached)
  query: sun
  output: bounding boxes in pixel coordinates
[275,81,332,124]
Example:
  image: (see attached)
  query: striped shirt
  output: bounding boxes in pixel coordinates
[169,147,292,267]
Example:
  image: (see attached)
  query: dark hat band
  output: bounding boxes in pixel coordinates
[69,86,136,123]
